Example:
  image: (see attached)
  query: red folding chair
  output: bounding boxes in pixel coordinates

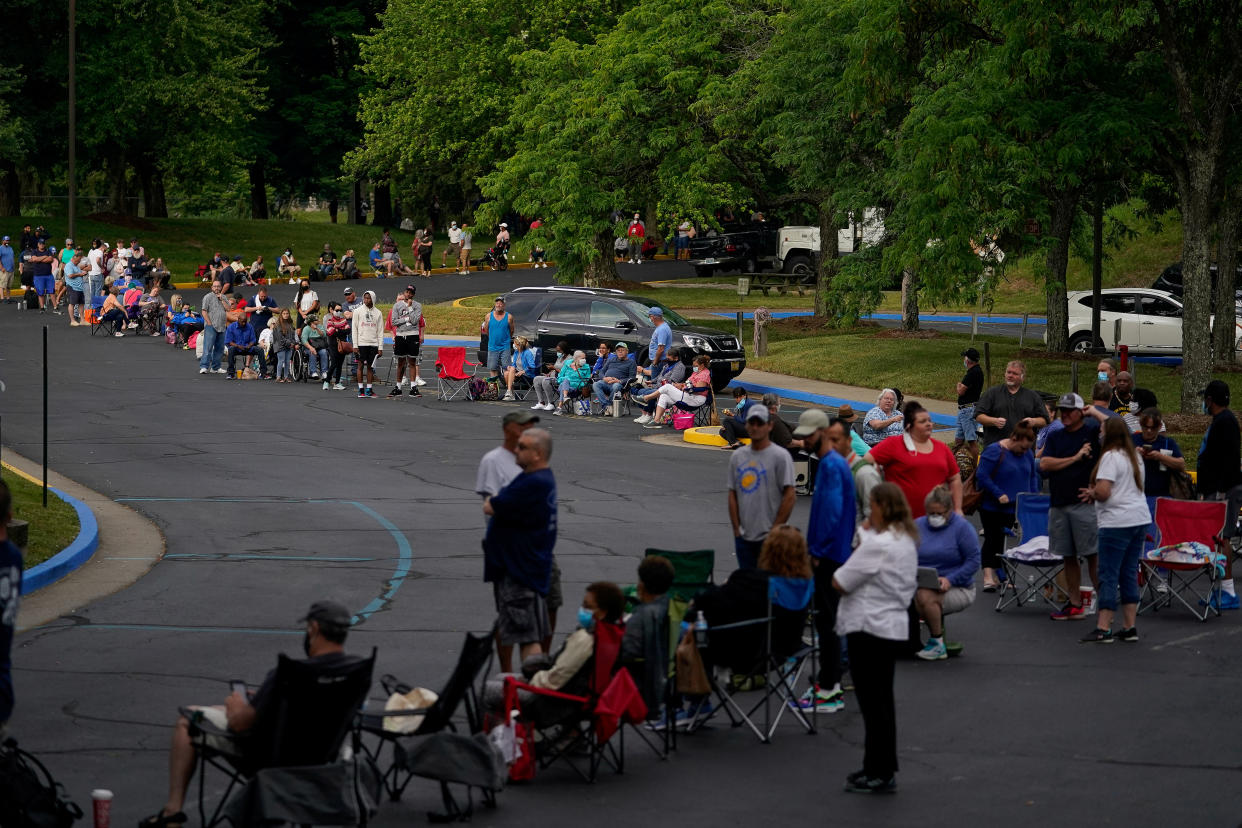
[435,346,480,401]
[502,621,646,782]
[1140,497,1227,621]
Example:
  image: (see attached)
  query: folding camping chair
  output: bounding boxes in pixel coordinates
[1140,498,1227,621]
[994,493,1070,612]
[87,296,108,336]
[503,620,646,783]
[687,576,817,743]
[357,630,500,819]
[435,346,480,402]
[187,648,377,827]
[675,386,716,428]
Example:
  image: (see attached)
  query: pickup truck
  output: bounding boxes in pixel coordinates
[686,223,777,278]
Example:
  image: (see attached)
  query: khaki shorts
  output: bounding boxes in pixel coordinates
[445,242,461,258]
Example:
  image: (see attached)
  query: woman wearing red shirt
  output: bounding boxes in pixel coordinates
[865,402,962,518]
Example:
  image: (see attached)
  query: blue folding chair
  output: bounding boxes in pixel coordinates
[674,386,716,427]
[693,575,816,743]
[995,493,1068,611]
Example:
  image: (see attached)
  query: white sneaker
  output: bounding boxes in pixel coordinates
[531,403,543,410]
[323,381,330,390]
[415,377,426,386]
[503,392,515,401]
[288,278,296,285]
[310,372,319,379]
[199,367,208,374]
[332,383,346,390]
[214,368,227,374]
[634,414,652,424]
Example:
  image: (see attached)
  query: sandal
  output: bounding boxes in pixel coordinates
[982,581,998,593]
[138,810,186,828]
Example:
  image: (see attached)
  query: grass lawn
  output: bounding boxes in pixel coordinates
[4,212,534,288]
[2,468,81,570]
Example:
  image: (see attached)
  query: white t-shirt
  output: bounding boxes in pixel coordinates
[476,446,521,498]
[448,227,462,244]
[1094,449,1151,528]
[298,290,319,314]
[87,248,104,276]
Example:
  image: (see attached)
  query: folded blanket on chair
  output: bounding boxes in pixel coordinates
[1004,535,1052,561]
[1144,541,1226,576]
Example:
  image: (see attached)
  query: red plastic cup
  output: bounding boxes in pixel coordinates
[91,789,113,828]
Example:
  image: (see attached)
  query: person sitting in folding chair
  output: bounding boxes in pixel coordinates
[620,555,675,716]
[141,600,362,828]
[913,485,980,660]
[484,582,625,727]
[502,336,539,402]
[642,354,711,430]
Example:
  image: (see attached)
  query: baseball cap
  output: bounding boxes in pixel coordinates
[746,406,770,423]
[792,408,831,437]
[615,341,629,350]
[1200,379,1230,404]
[647,306,664,317]
[343,286,355,294]
[961,347,980,361]
[451,221,458,227]
[1056,392,1085,410]
[232,255,243,261]
[300,600,352,628]
[499,222,508,228]
[1,236,8,241]
[503,410,540,426]
[836,403,857,422]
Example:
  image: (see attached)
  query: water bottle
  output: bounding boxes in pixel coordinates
[695,614,708,649]
[612,394,621,418]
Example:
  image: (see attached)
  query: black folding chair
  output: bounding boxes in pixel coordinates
[357,631,498,819]
[188,648,377,827]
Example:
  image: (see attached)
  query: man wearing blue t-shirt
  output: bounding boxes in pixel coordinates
[1,480,22,731]
[647,306,672,371]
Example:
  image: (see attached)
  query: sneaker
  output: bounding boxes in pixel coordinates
[844,774,896,794]
[1116,626,1139,642]
[310,372,319,379]
[214,368,227,374]
[366,388,376,397]
[1200,589,1240,610]
[114,331,124,337]
[415,377,426,386]
[531,403,544,410]
[409,388,422,398]
[553,407,564,416]
[357,391,367,398]
[644,421,664,429]
[323,381,330,390]
[387,387,403,398]
[791,685,844,714]
[1080,627,1114,644]
[634,414,653,424]
[503,392,515,401]
[225,373,235,380]
[199,367,208,374]
[1050,603,1085,621]
[916,639,947,661]
[332,383,346,390]
[675,700,714,730]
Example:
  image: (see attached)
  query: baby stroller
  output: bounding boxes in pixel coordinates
[482,246,508,271]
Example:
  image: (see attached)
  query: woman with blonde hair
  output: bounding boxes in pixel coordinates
[833,482,918,793]
[503,335,538,401]
[1081,417,1150,644]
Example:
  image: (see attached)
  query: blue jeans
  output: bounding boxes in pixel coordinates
[1096,524,1145,611]
[85,274,103,299]
[954,405,977,442]
[199,326,224,370]
[276,349,292,379]
[593,379,624,408]
[734,536,764,570]
[309,347,329,375]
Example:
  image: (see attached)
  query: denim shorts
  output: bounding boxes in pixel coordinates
[486,350,504,371]
[955,405,978,442]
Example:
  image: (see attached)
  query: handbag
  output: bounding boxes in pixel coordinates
[0,737,84,828]
[674,627,710,695]
[336,339,354,355]
[672,410,697,430]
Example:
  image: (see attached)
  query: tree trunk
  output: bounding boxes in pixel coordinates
[328,199,339,224]
[900,268,919,331]
[372,182,393,226]
[581,230,619,287]
[1213,179,1242,364]
[105,151,129,214]
[249,162,269,220]
[0,161,19,216]
[1043,189,1079,353]
[813,199,840,321]
[138,163,168,218]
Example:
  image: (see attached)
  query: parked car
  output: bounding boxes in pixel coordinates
[1152,261,1242,312]
[1058,287,1242,355]
[477,286,746,389]
[686,223,777,278]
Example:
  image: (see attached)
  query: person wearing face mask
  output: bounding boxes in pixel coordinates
[483,582,625,727]
[913,486,981,660]
[142,600,361,828]
[324,301,352,390]
[952,348,984,463]
[352,290,385,397]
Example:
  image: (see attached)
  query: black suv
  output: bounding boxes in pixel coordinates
[1152,261,1242,310]
[477,286,746,390]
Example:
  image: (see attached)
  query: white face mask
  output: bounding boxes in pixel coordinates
[927,514,947,529]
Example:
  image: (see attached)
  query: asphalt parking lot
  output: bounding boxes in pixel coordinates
[1,273,1240,826]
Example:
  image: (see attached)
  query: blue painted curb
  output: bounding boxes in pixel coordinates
[728,379,957,428]
[713,310,1048,324]
[20,486,100,595]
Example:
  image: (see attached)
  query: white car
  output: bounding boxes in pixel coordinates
[1060,288,1242,355]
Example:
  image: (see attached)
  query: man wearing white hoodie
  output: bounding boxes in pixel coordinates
[352,290,385,398]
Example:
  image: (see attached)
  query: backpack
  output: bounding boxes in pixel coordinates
[0,737,84,828]
[467,378,495,401]
[24,288,39,310]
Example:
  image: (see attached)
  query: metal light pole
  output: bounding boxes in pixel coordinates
[68,0,77,241]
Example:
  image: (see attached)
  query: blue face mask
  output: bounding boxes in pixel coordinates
[1097,371,1109,382]
[577,607,596,630]
[1202,400,1210,415]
